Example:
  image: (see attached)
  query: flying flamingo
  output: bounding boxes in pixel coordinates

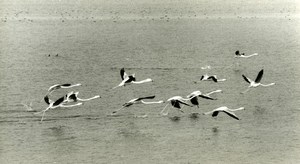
[35,95,82,121]
[187,90,222,108]
[203,106,245,120]
[160,96,192,115]
[112,68,153,89]
[65,91,100,103]
[242,69,275,93]
[199,74,226,83]
[39,83,82,104]
[112,96,164,114]
[235,50,258,58]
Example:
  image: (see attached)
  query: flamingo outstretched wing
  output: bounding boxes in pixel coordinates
[222,110,240,120]
[177,100,192,107]
[208,76,218,82]
[136,96,155,101]
[199,95,215,100]
[53,96,65,106]
[44,95,51,105]
[190,97,199,106]
[120,68,128,80]
[255,69,264,83]
[242,75,252,84]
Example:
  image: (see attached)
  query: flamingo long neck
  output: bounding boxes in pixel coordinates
[206,89,222,96]
[245,53,258,57]
[217,79,226,82]
[48,84,59,91]
[132,78,152,84]
[260,83,275,87]
[48,89,55,95]
[72,83,82,87]
[228,107,245,112]
[204,110,214,115]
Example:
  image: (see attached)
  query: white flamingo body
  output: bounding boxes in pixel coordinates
[204,106,245,120]
[113,68,153,89]
[161,96,192,115]
[242,69,275,93]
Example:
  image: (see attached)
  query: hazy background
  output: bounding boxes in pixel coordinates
[1,0,300,163]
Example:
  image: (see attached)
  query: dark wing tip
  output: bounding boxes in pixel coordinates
[129,76,136,81]
[255,69,264,83]
[44,96,50,105]
[242,75,251,84]
[69,94,77,101]
[53,96,65,106]
[208,76,218,82]
[171,100,181,108]
[199,95,215,100]
[120,68,125,80]
[190,97,199,106]
[137,95,156,101]
[200,75,204,80]
[61,84,71,87]
[223,111,240,120]
[212,111,219,117]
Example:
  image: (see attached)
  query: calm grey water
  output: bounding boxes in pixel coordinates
[1,1,300,163]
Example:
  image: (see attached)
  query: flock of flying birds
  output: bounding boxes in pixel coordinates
[28,50,275,121]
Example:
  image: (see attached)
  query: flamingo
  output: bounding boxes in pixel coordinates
[48,83,82,94]
[35,95,82,121]
[65,91,100,103]
[112,96,164,114]
[187,90,222,107]
[160,96,192,115]
[235,50,258,58]
[203,106,245,120]
[112,68,153,89]
[242,69,275,93]
[199,74,226,82]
